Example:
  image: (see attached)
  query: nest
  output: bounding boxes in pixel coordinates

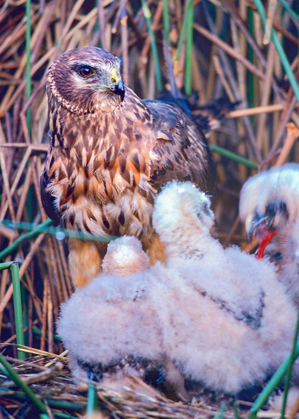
[0,353,270,418]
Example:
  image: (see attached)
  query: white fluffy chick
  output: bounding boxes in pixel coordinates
[58,236,186,396]
[58,181,298,400]
[153,181,298,395]
[239,163,299,306]
[102,235,150,276]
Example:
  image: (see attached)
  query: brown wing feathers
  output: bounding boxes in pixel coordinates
[41,47,215,286]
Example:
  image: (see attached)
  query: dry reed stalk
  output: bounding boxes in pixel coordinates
[47,236,64,307]
[205,5,221,101]
[205,2,262,163]
[52,240,68,303]
[275,123,299,167]
[231,20,246,105]
[0,232,47,342]
[120,1,129,86]
[0,147,31,220]
[2,361,64,388]
[227,103,299,118]
[194,23,265,81]
[23,269,43,325]
[222,0,284,102]
[41,278,48,352]
[44,236,60,323]
[0,269,10,336]
[57,240,73,297]
[256,42,276,152]
[270,94,298,155]
[212,55,235,102]
[288,396,299,419]
[62,8,98,51]
[16,165,33,222]
[27,279,35,346]
[0,150,16,221]
[47,288,54,353]
[0,224,18,241]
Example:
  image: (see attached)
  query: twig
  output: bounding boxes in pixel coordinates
[275,123,299,166]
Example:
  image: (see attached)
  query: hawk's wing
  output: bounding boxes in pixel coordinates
[40,155,60,224]
[144,100,215,193]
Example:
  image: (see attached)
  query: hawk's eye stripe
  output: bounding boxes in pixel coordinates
[78,66,95,77]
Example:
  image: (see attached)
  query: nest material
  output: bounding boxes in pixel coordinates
[0,354,258,418]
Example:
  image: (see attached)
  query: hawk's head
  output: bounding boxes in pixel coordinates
[46,47,125,114]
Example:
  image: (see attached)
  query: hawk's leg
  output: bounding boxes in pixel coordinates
[68,239,103,287]
[144,232,167,265]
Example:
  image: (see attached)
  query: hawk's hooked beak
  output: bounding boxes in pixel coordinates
[109,80,125,101]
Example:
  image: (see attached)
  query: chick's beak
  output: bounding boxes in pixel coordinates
[245,212,275,242]
[109,80,125,101]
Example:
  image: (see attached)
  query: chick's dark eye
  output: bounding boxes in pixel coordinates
[78,66,95,78]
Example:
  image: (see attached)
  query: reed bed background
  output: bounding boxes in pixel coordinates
[0,0,298,417]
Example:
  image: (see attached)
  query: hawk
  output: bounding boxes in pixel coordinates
[41,47,214,287]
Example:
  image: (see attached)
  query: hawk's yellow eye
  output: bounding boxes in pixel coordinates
[78,66,95,78]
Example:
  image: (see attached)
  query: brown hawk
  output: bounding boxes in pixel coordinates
[41,47,214,287]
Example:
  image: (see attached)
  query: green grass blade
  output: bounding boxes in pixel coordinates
[0,353,48,414]
[0,219,118,261]
[0,262,25,360]
[213,403,226,419]
[87,381,98,417]
[0,262,16,270]
[10,263,25,361]
[32,327,61,342]
[209,144,258,169]
[281,308,299,418]
[253,0,299,103]
[141,0,163,92]
[162,0,170,46]
[0,219,53,260]
[175,0,191,62]
[184,0,194,96]
[249,342,299,417]
[278,0,298,21]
